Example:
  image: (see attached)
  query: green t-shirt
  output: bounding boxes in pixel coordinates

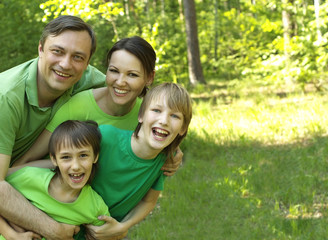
[0,58,105,164]
[4,167,109,240]
[94,125,166,221]
[46,89,142,133]
[75,125,166,240]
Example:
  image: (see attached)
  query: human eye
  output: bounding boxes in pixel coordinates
[80,153,89,158]
[108,67,118,73]
[151,108,161,113]
[51,48,63,55]
[171,112,183,119]
[74,55,85,61]
[128,72,139,78]
[60,155,71,160]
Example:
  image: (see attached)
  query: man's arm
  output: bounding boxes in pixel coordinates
[85,189,161,240]
[12,129,51,167]
[0,154,78,240]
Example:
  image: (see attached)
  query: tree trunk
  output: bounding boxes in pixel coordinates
[183,0,206,85]
[314,0,322,43]
[282,0,292,61]
[214,0,219,70]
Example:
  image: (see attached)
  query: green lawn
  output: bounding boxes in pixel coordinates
[128,79,328,240]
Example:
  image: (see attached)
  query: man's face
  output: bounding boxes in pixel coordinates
[38,30,92,96]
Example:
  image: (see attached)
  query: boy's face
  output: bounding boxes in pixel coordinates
[51,143,97,194]
[37,30,91,97]
[138,95,186,151]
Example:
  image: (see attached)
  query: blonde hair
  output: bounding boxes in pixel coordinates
[134,83,192,160]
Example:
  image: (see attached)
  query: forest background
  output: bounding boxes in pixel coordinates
[2,0,328,239]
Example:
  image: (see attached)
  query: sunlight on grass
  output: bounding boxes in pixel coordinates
[191,92,328,146]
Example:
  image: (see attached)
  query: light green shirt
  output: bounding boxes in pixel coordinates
[4,167,109,240]
[0,58,105,164]
[46,89,142,132]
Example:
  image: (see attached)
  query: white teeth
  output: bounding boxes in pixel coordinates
[55,70,70,77]
[71,173,82,177]
[156,129,168,135]
[114,88,128,94]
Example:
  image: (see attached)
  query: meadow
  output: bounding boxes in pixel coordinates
[128,79,328,240]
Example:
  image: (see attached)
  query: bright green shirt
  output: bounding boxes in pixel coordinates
[46,89,142,133]
[94,125,166,221]
[0,58,105,164]
[4,167,109,240]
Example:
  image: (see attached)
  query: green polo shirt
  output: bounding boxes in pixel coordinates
[0,58,105,164]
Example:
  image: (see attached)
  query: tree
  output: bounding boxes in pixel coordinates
[183,0,206,85]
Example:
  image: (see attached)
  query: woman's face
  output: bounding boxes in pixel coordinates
[106,50,153,111]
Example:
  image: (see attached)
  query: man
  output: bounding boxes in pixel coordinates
[0,15,105,239]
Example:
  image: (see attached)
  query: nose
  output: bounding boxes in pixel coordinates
[116,73,127,86]
[159,113,169,125]
[71,158,81,171]
[59,55,72,70]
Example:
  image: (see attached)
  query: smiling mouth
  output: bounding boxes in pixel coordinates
[54,70,71,78]
[153,128,169,140]
[114,88,129,94]
[69,173,85,183]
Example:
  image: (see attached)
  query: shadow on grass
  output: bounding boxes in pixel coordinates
[171,130,328,239]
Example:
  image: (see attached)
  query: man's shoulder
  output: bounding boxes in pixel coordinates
[0,58,36,94]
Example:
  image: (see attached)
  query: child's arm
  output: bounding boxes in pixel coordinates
[85,189,161,240]
[0,215,41,240]
[12,129,51,167]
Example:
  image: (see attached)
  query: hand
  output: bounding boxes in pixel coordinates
[161,146,183,176]
[3,222,42,240]
[43,223,79,240]
[5,221,42,240]
[3,230,42,240]
[85,215,128,240]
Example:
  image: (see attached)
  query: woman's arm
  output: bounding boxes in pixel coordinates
[161,146,183,176]
[12,129,52,167]
[85,189,161,240]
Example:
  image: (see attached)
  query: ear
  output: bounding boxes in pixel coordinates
[50,154,58,167]
[178,124,187,136]
[38,42,43,56]
[93,154,99,164]
[138,116,143,124]
[179,128,186,136]
[146,71,155,87]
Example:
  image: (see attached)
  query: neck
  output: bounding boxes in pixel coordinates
[48,174,80,203]
[97,89,136,116]
[131,134,161,160]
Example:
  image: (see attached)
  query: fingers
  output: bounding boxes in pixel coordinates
[98,215,114,222]
[74,225,81,235]
[31,231,42,240]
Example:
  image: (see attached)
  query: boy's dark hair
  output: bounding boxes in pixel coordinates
[134,83,192,161]
[49,120,101,184]
[106,36,156,97]
[40,15,97,60]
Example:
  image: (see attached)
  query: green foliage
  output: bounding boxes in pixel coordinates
[2,0,328,89]
[0,0,44,72]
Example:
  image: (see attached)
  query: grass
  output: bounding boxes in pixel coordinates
[128,79,328,240]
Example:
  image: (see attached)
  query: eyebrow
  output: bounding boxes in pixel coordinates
[50,44,88,59]
[108,64,142,74]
